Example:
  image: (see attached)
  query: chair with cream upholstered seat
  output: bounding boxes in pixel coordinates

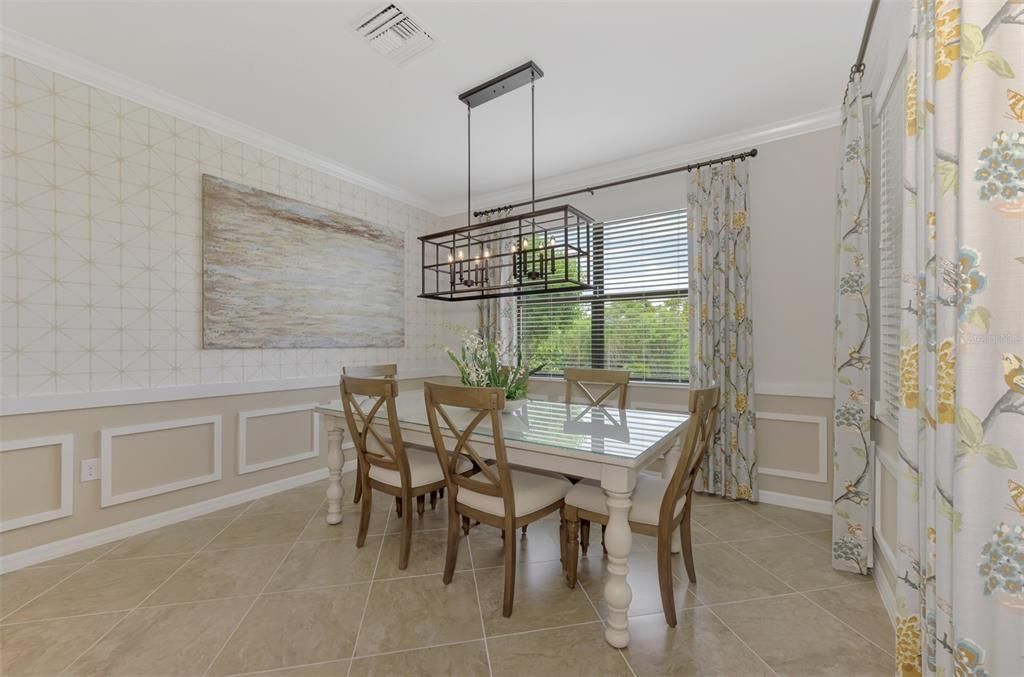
[424,381,572,617]
[340,375,475,570]
[562,385,719,627]
[341,364,397,505]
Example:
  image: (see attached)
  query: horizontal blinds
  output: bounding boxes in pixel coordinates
[878,68,904,425]
[518,209,689,383]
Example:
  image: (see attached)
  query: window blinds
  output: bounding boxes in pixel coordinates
[517,209,689,383]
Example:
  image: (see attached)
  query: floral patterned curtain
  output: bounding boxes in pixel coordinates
[687,162,757,501]
[894,1,1023,675]
[832,74,874,575]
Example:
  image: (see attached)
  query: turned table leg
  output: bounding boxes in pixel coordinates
[602,480,635,648]
[326,428,345,525]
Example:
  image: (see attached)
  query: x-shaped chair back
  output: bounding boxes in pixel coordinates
[660,385,720,525]
[340,375,410,487]
[423,382,514,518]
[563,367,631,409]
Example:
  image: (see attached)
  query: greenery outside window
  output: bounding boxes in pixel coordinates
[517,209,689,383]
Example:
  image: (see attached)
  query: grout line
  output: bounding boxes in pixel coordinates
[485,618,604,642]
[344,494,392,677]
[56,496,264,676]
[200,498,330,677]
[799,588,895,658]
[0,539,124,623]
[704,604,781,677]
[464,519,494,677]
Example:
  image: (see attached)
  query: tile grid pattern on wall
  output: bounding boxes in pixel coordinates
[0,473,896,676]
[1,55,449,399]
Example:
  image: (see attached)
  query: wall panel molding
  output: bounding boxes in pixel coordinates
[0,434,74,532]
[238,403,321,474]
[101,416,222,507]
[756,411,828,483]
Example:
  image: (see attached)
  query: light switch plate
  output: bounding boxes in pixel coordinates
[81,458,100,482]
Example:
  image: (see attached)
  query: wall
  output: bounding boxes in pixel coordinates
[446,127,841,507]
[0,54,460,565]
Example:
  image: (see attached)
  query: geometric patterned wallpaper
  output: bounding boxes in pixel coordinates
[1,55,453,400]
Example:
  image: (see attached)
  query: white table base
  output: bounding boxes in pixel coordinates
[325,428,345,525]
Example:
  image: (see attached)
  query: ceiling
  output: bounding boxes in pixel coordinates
[2,1,870,215]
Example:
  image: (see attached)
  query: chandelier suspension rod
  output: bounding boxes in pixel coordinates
[466,104,471,227]
[531,71,536,215]
[473,147,758,219]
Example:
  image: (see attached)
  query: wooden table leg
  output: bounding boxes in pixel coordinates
[602,469,636,648]
[662,439,683,554]
[326,428,345,525]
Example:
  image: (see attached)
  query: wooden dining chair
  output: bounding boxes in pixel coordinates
[563,367,631,409]
[424,381,572,617]
[342,364,397,505]
[562,385,720,627]
[340,375,474,570]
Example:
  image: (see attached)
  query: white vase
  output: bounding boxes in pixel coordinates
[503,398,527,412]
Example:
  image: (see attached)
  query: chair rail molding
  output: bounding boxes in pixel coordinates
[0,434,75,532]
[100,415,223,507]
[755,411,829,483]
[238,403,321,474]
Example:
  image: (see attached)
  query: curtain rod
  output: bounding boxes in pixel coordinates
[473,147,758,218]
[844,0,881,102]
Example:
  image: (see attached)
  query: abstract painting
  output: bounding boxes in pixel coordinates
[202,175,405,348]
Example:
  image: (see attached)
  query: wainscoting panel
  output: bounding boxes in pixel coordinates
[238,403,321,474]
[100,416,222,507]
[0,434,74,532]
[755,411,828,483]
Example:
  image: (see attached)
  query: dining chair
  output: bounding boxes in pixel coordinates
[342,364,397,505]
[340,375,474,570]
[562,385,720,627]
[424,381,572,617]
[562,367,631,544]
[563,367,631,409]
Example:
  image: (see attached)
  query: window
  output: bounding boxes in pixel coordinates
[877,63,905,426]
[518,209,689,382]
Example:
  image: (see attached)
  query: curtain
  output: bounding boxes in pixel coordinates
[895,1,1024,675]
[687,161,757,501]
[831,74,874,575]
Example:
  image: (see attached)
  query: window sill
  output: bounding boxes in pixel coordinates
[529,375,690,389]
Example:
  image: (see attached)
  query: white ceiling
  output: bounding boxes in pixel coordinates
[2,1,870,215]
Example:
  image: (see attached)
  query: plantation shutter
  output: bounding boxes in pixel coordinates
[518,209,689,383]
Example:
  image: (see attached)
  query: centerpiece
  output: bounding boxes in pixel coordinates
[446,332,544,410]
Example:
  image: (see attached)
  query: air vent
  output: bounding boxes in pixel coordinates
[356,4,435,64]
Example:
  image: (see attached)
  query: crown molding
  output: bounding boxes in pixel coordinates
[442,106,842,217]
[0,28,447,215]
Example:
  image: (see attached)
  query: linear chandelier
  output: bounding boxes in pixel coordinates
[419,61,594,302]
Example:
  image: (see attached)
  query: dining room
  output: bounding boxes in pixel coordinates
[1,1,1021,675]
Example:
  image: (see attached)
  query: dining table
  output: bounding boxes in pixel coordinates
[315,387,690,648]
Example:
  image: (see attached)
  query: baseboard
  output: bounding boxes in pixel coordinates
[757,489,832,515]
[873,536,898,627]
[0,460,356,574]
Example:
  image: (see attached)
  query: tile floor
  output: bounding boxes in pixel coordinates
[0,474,895,676]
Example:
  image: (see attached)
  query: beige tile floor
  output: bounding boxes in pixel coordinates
[0,474,895,676]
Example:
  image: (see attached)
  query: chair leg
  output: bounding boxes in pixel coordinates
[521,525,528,535]
[399,491,413,571]
[559,507,566,570]
[430,490,438,509]
[601,523,607,554]
[657,532,678,627]
[353,459,362,504]
[502,527,517,617]
[356,481,371,548]
[566,517,580,588]
[681,514,697,584]
[462,515,471,535]
[580,520,591,556]
[443,503,460,585]
[395,496,402,517]
[439,487,444,499]
[417,494,426,516]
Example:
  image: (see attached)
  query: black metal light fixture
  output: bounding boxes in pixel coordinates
[419,62,594,302]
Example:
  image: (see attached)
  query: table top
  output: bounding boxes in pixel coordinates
[316,388,689,467]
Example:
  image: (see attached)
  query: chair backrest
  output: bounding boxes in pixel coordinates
[563,367,630,409]
[342,363,397,379]
[340,375,410,486]
[423,382,515,520]
[659,385,720,524]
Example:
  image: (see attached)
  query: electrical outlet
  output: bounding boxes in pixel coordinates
[80,459,100,482]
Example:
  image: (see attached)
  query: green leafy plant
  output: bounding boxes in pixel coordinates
[446,331,544,401]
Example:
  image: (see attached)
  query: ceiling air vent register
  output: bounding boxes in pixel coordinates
[355,4,435,64]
